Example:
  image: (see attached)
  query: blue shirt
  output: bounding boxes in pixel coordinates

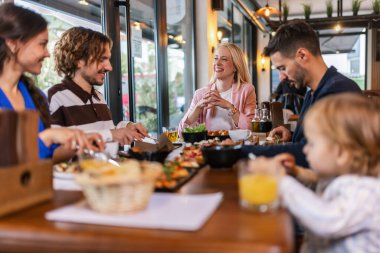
[0,80,57,159]
[242,66,362,167]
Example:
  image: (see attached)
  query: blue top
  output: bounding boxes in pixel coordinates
[0,80,57,159]
[242,66,362,167]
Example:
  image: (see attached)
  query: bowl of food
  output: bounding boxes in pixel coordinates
[182,124,208,143]
[75,159,162,213]
[201,144,242,169]
[128,147,170,164]
[207,130,230,141]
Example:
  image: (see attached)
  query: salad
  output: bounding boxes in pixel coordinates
[183,123,207,133]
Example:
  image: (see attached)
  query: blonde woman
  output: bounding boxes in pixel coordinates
[178,43,256,133]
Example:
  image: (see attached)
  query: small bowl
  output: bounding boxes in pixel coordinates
[182,131,208,143]
[128,148,170,164]
[201,145,242,168]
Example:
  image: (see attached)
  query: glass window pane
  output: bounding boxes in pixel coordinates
[321,33,366,90]
[217,0,232,43]
[232,5,243,47]
[121,0,158,135]
[15,0,102,93]
[166,0,195,128]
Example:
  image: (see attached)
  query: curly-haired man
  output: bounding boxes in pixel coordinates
[48,27,148,147]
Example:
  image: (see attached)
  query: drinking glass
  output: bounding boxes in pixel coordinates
[162,127,178,142]
[237,160,279,212]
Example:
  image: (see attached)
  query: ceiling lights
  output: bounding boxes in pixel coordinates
[255,0,280,18]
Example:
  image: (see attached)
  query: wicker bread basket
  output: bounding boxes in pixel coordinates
[75,160,162,213]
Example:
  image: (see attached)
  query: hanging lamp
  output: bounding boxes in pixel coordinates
[255,0,280,18]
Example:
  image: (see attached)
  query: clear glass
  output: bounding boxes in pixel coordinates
[166,0,195,129]
[238,160,279,212]
[162,127,178,143]
[121,0,158,136]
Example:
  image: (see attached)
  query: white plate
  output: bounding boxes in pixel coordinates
[53,171,75,180]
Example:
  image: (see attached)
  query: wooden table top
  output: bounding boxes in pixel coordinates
[0,167,294,253]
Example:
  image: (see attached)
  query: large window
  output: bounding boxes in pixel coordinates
[166,0,195,128]
[320,28,367,90]
[217,1,256,85]
[120,0,158,134]
[15,0,102,93]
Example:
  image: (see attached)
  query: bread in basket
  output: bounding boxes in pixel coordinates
[75,159,162,213]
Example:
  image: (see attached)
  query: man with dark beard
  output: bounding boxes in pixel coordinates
[242,20,361,166]
[48,27,148,146]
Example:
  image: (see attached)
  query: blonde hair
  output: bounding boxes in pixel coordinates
[209,42,251,89]
[304,93,380,177]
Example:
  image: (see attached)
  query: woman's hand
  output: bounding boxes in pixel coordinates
[39,128,105,154]
[203,90,232,110]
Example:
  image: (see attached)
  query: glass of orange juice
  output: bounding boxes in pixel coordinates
[238,159,279,212]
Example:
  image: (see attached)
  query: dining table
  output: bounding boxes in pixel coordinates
[0,165,294,253]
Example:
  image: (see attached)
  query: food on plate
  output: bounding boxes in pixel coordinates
[54,162,80,173]
[155,160,190,189]
[207,130,229,136]
[182,145,204,165]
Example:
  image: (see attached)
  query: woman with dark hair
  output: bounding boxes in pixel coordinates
[0,3,104,161]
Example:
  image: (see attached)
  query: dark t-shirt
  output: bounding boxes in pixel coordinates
[242,66,362,167]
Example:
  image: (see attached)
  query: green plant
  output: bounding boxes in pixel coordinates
[302,4,312,20]
[282,2,289,22]
[373,0,380,14]
[326,0,333,17]
[352,0,364,15]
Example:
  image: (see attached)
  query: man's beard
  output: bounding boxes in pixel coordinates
[82,71,105,87]
[291,62,306,89]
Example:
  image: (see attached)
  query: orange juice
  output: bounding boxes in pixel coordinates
[239,174,277,205]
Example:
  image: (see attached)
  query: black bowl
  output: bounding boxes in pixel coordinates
[128,149,170,164]
[201,145,242,168]
[182,131,208,143]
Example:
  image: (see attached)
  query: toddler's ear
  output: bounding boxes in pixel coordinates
[336,145,350,169]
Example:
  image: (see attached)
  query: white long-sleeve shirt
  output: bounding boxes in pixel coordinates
[280,175,380,253]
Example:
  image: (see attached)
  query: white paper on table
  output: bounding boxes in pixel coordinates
[45,192,223,231]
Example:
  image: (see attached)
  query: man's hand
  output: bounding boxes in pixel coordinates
[111,128,140,145]
[268,125,292,142]
[126,122,149,138]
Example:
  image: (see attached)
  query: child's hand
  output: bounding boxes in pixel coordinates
[274,153,298,177]
[247,157,286,177]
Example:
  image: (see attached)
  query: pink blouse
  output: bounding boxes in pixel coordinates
[178,82,256,133]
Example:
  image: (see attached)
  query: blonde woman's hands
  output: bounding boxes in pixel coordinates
[203,90,232,110]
